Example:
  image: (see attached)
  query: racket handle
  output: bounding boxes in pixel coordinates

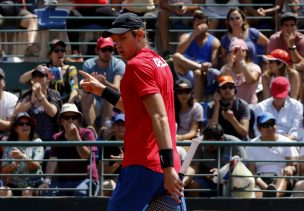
[180,136,200,175]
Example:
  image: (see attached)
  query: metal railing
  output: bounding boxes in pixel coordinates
[1,140,304,197]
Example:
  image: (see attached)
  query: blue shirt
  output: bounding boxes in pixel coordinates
[183,33,215,63]
[82,56,125,83]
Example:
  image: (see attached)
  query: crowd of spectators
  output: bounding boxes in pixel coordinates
[2,0,304,198]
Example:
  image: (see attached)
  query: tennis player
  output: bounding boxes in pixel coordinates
[79,13,186,211]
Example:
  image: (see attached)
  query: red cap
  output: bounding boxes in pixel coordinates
[263,49,291,65]
[97,37,114,49]
[218,75,235,87]
[270,76,290,99]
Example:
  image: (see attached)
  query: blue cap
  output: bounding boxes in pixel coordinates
[114,113,125,123]
[257,112,276,125]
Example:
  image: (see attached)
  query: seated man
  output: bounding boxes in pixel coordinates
[208,75,250,140]
[183,123,245,197]
[246,112,298,197]
[0,0,39,56]
[172,10,220,101]
[98,113,125,196]
[254,76,303,140]
[38,103,99,196]
[0,68,18,138]
[158,0,201,58]
[81,36,125,128]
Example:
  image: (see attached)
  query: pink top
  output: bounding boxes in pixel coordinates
[221,62,261,104]
[267,31,304,56]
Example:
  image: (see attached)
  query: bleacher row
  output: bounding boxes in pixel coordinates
[0,1,284,64]
[2,2,304,210]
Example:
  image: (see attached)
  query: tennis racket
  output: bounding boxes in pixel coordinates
[145,136,201,211]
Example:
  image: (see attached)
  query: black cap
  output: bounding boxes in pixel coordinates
[175,78,193,89]
[0,68,5,79]
[102,13,145,38]
[49,39,66,50]
[280,12,297,25]
[32,65,49,77]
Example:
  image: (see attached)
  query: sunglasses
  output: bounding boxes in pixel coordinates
[220,84,235,90]
[53,47,66,53]
[100,47,114,53]
[229,16,241,21]
[176,88,192,95]
[260,121,276,128]
[61,115,79,121]
[16,122,31,127]
[268,60,279,64]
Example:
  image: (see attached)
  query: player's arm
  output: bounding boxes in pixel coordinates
[79,70,125,112]
[142,93,184,203]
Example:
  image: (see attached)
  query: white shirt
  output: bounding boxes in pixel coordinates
[0,91,18,120]
[245,135,299,176]
[253,97,303,139]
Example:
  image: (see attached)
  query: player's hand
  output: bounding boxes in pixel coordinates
[79,70,106,96]
[163,167,184,203]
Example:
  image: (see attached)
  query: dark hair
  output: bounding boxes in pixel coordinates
[7,117,37,141]
[174,80,194,125]
[203,123,224,140]
[226,8,249,33]
[193,10,208,23]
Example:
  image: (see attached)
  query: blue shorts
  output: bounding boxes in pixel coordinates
[107,165,186,211]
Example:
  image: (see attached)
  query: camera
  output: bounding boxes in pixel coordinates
[220,100,230,111]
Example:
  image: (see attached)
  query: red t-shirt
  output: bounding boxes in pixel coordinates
[120,48,181,173]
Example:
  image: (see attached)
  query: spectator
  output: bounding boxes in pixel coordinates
[183,123,245,197]
[253,76,303,140]
[174,78,203,142]
[172,10,220,101]
[99,113,125,196]
[262,49,300,99]
[292,146,304,197]
[38,103,99,196]
[243,0,282,30]
[117,0,159,46]
[19,39,80,104]
[0,68,18,138]
[201,0,240,32]
[158,0,201,58]
[208,75,250,140]
[0,0,40,56]
[267,12,304,65]
[0,112,44,197]
[220,38,261,104]
[15,65,62,141]
[66,0,119,55]
[81,36,125,128]
[220,7,269,65]
[283,0,304,29]
[246,112,298,197]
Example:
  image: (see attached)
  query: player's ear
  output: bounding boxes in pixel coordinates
[136,29,145,39]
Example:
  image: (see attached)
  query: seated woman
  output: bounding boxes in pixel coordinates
[246,112,298,198]
[220,7,269,65]
[15,65,62,141]
[220,38,261,105]
[19,39,80,104]
[0,112,44,197]
[262,49,300,99]
[175,78,203,142]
